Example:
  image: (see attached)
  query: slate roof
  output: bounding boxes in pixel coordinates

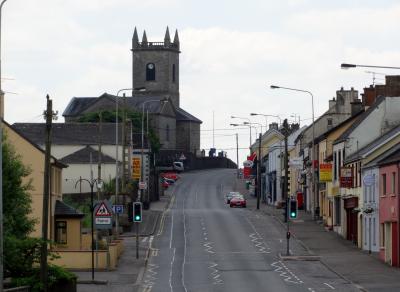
[12,122,146,147]
[60,146,115,164]
[345,124,400,164]
[55,200,84,218]
[314,110,364,144]
[176,107,202,123]
[334,96,385,144]
[363,144,400,169]
[377,148,400,166]
[62,93,202,122]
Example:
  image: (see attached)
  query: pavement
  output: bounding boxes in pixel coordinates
[74,186,174,292]
[235,177,400,292]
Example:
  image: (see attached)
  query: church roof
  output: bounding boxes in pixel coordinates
[12,122,147,148]
[176,107,202,123]
[62,93,202,123]
[60,146,116,164]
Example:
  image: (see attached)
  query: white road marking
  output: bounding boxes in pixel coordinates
[271,261,303,284]
[308,288,316,292]
[181,191,188,292]
[324,282,335,290]
[142,237,148,243]
[169,212,174,249]
[169,248,176,292]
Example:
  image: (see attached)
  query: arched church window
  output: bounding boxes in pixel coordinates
[146,63,156,81]
[172,64,176,83]
[166,124,170,142]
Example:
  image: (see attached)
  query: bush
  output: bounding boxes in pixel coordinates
[11,265,77,292]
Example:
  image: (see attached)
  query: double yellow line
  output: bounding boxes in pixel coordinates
[157,195,175,236]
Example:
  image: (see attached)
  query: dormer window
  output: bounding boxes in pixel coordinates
[146,63,156,81]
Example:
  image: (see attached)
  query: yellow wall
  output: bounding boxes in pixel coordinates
[4,123,63,239]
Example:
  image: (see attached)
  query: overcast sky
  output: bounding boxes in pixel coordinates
[3,0,400,164]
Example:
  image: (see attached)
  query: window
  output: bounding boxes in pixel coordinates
[166,124,170,142]
[382,174,387,195]
[55,221,67,244]
[372,174,376,202]
[172,64,176,83]
[146,63,156,81]
[391,172,396,194]
[327,118,333,126]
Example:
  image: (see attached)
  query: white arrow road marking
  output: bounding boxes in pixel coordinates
[324,282,335,290]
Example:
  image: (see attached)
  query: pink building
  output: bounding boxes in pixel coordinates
[378,149,400,267]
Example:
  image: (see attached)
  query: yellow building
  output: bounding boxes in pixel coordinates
[4,121,67,239]
[316,114,361,228]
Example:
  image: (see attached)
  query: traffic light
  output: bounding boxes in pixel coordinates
[133,202,142,222]
[289,199,298,219]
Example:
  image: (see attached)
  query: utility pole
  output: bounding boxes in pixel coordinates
[282,119,290,256]
[40,95,56,292]
[236,133,239,178]
[121,94,127,193]
[257,133,261,210]
[97,111,102,200]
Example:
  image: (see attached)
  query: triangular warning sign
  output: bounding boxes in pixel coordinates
[95,202,112,217]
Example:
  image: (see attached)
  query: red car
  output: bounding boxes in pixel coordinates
[162,181,170,189]
[161,172,180,181]
[230,197,246,208]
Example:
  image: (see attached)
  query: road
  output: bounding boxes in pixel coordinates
[139,169,360,292]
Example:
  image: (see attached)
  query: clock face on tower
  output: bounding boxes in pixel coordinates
[147,63,154,70]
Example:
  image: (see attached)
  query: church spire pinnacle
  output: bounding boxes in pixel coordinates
[164,26,171,45]
[173,29,180,49]
[132,27,139,48]
[142,30,148,46]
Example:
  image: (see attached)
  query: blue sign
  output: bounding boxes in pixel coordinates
[112,205,124,214]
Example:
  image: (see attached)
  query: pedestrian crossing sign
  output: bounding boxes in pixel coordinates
[95,202,112,217]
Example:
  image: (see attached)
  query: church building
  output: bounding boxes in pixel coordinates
[62,27,202,154]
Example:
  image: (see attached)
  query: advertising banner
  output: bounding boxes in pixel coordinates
[132,157,141,179]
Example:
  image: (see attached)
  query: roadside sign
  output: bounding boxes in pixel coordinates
[112,205,124,214]
[319,163,333,182]
[94,200,113,230]
[139,181,147,190]
[132,157,141,179]
[180,153,186,160]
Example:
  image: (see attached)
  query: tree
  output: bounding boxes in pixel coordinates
[2,138,39,277]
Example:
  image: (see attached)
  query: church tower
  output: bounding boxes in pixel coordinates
[132,27,180,107]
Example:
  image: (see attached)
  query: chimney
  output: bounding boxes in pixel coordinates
[269,122,278,130]
[351,99,363,116]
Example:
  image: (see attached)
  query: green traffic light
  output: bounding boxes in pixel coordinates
[135,215,140,221]
[290,212,296,218]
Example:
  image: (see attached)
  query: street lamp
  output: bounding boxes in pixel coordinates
[114,87,145,236]
[231,116,252,142]
[341,63,400,70]
[243,121,263,136]
[230,122,256,148]
[250,113,282,128]
[75,178,103,282]
[140,98,168,206]
[0,1,8,289]
[270,84,316,218]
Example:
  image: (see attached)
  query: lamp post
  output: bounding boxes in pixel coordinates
[140,98,168,205]
[231,116,252,142]
[243,121,263,136]
[230,123,257,149]
[270,84,316,218]
[250,113,282,128]
[75,178,103,282]
[0,1,8,289]
[114,87,145,236]
[341,63,400,70]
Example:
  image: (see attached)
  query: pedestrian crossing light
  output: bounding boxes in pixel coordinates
[133,202,142,222]
[289,199,298,219]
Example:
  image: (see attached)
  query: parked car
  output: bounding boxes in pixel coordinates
[225,192,242,204]
[161,172,180,181]
[230,196,246,208]
[173,161,184,172]
[163,177,175,185]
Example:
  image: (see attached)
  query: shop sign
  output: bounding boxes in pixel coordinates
[340,167,353,188]
[363,174,375,187]
[319,163,333,182]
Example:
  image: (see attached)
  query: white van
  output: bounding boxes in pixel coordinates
[173,161,184,172]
